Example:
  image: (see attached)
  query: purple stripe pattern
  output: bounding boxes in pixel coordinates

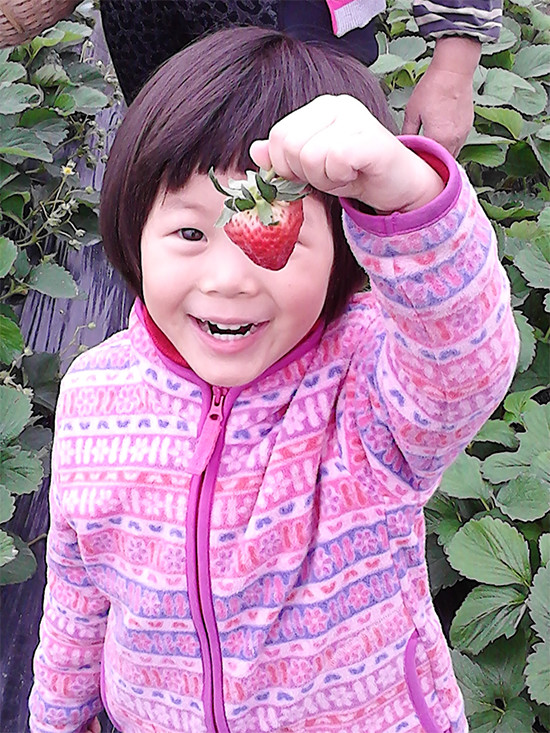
[29,140,518,733]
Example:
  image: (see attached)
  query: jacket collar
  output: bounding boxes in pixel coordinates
[132,299,325,394]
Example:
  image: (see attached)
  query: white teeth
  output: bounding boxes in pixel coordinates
[196,318,259,340]
[211,321,249,331]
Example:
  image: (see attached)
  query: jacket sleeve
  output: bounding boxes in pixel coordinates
[412,0,502,43]
[29,421,110,733]
[341,135,519,505]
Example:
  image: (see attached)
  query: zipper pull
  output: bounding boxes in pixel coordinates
[188,387,227,475]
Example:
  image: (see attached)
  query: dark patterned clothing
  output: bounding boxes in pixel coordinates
[100,0,378,103]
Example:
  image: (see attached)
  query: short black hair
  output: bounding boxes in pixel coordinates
[100,26,397,323]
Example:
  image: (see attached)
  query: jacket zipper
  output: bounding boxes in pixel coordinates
[188,386,229,733]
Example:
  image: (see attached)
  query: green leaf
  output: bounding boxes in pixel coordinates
[509,79,547,116]
[27,262,78,298]
[29,28,66,52]
[534,703,550,731]
[450,584,527,654]
[451,651,491,716]
[525,642,550,705]
[475,68,533,107]
[540,534,550,566]
[475,632,529,699]
[475,107,523,139]
[68,85,109,114]
[0,236,17,278]
[19,108,68,146]
[0,448,44,495]
[474,420,519,449]
[483,403,550,483]
[0,128,52,162]
[0,385,32,445]
[52,91,76,116]
[426,534,459,595]
[447,516,531,586]
[513,45,550,78]
[31,63,70,87]
[23,352,60,412]
[0,61,26,84]
[515,244,550,289]
[0,83,42,115]
[370,53,407,75]
[512,310,536,373]
[0,534,36,584]
[481,26,517,55]
[460,144,507,168]
[528,564,550,642]
[54,20,93,44]
[0,315,24,364]
[0,485,15,523]
[387,36,426,60]
[439,452,490,500]
[470,697,534,733]
[496,473,550,522]
[531,137,550,178]
[537,124,550,142]
[503,387,545,423]
[0,529,17,568]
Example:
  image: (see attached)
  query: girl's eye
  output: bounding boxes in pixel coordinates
[178,228,204,242]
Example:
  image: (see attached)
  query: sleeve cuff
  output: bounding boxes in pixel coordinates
[340,135,461,236]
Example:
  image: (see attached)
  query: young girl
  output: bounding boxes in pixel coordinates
[29,27,518,733]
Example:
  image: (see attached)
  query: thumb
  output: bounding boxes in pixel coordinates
[401,105,421,136]
[249,140,271,170]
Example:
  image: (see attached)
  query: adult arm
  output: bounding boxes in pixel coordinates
[402,0,502,155]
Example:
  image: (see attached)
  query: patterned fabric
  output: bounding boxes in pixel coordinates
[29,139,519,733]
[100,0,501,103]
[413,0,502,42]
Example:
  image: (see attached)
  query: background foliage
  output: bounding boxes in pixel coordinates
[375,0,550,729]
[0,1,548,730]
[0,2,109,583]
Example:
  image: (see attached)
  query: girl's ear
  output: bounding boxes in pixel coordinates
[249,140,271,171]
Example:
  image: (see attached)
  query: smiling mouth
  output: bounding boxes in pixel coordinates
[195,318,261,340]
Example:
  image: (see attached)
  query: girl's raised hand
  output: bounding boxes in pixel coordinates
[250,95,443,214]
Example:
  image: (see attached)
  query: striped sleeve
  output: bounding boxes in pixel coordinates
[412,0,502,43]
[341,135,518,504]
[28,420,110,733]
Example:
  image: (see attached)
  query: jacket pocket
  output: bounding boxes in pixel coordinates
[404,630,451,733]
[100,650,125,733]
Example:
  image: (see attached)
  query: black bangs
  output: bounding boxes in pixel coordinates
[100,26,394,317]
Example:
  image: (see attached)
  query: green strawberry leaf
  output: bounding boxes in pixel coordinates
[526,642,550,705]
[256,173,277,203]
[447,516,531,586]
[527,564,550,642]
[234,198,255,212]
[450,584,528,654]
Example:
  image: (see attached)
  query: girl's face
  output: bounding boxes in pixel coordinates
[140,171,334,387]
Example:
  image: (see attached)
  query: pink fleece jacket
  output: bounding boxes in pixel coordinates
[29,138,519,733]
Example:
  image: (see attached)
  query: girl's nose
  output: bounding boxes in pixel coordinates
[197,232,260,297]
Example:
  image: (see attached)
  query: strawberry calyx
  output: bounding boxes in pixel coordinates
[208,167,309,228]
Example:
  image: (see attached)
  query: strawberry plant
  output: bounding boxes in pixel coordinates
[0,3,109,584]
[376,1,549,730]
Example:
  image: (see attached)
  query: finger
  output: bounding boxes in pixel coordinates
[249,139,271,171]
[265,96,340,181]
[401,106,421,136]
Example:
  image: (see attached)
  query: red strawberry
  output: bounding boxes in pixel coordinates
[209,168,308,271]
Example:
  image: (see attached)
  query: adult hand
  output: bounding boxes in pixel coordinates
[402,36,482,157]
[84,716,101,733]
